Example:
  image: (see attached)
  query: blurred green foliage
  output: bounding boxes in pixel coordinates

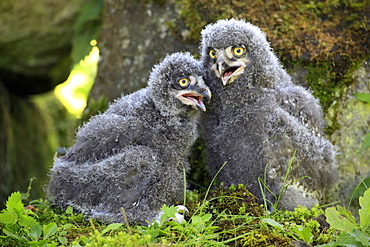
[72,0,103,64]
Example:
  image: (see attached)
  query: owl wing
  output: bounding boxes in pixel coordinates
[275,85,325,136]
[48,145,167,223]
[271,85,336,195]
[64,113,145,164]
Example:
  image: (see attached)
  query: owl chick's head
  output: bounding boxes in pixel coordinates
[200,19,281,87]
[148,52,211,116]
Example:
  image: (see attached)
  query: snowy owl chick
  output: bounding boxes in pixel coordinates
[199,19,336,210]
[46,52,211,224]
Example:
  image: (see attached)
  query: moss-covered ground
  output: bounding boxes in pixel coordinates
[2,184,369,246]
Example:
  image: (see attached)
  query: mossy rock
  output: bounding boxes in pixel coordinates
[330,59,370,211]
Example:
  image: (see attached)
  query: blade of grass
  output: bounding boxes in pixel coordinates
[183,167,187,207]
[202,161,228,207]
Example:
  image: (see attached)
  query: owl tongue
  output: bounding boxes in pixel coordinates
[182,93,206,111]
[222,66,238,85]
[223,71,233,78]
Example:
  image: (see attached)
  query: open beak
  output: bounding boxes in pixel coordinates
[217,62,246,86]
[177,88,212,112]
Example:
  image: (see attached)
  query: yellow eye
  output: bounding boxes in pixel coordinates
[209,49,216,58]
[178,77,190,88]
[232,46,245,56]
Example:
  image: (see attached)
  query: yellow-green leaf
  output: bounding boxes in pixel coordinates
[5,192,24,212]
[359,188,370,231]
[43,222,58,239]
[354,93,370,103]
[0,211,18,225]
[325,207,357,232]
[359,133,370,153]
[101,223,124,235]
[262,218,284,229]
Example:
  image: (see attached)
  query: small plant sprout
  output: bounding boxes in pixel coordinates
[150,204,189,226]
[319,187,370,246]
[354,93,370,153]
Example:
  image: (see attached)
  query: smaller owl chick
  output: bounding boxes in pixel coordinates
[46,52,211,224]
[199,19,337,210]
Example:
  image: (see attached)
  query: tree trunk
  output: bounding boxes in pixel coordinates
[88,0,197,104]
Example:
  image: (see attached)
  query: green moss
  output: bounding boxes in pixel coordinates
[176,0,369,64]
[184,185,338,246]
[202,184,264,218]
[271,205,336,245]
[186,184,294,246]
[72,230,153,246]
[1,186,341,246]
[242,229,292,247]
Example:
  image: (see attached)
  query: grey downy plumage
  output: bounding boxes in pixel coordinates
[199,19,337,210]
[46,52,211,224]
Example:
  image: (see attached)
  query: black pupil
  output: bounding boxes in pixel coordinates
[236,48,241,53]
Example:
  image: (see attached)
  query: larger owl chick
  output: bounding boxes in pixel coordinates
[200,19,337,210]
[46,52,211,224]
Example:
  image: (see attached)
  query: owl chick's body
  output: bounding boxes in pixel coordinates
[46,52,211,224]
[200,19,336,210]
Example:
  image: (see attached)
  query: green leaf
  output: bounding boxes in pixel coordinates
[66,206,74,215]
[261,218,284,230]
[144,228,160,242]
[335,235,363,246]
[27,224,42,241]
[349,229,370,246]
[159,205,178,225]
[74,0,103,31]
[336,206,358,225]
[28,239,49,246]
[43,222,58,239]
[359,133,370,153]
[18,214,39,228]
[59,236,68,245]
[62,223,74,230]
[315,243,335,247]
[354,93,370,103]
[101,223,124,235]
[201,214,213,222]
[325,207,358,232]
[3,228,24,241]
[5,192,24,212]
[79,235,90,244]
[359,187,370,231]
[0,210,18,224]
[21,193,30,200]
[161,205,178,217]
[294,226,314,244]
[191,215,202,226]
